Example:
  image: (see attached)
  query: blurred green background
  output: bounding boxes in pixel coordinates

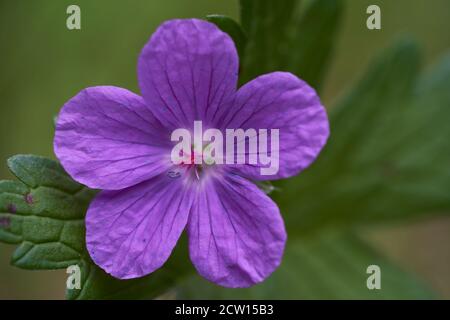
[1,0,449,299]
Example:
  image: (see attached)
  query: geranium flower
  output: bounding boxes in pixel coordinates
[54,19,329,288]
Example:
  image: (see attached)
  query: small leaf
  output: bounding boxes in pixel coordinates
[178,232,434,299]
[206,15,247,61]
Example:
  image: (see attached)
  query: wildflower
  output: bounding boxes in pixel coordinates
[54,19,329,287]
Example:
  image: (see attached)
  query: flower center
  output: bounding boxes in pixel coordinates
[167,144,214,181]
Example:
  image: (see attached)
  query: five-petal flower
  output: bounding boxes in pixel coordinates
[54,19,329,288]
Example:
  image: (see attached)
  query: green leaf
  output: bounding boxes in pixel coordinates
[7,154,84,194]
[239,0,342,89]
[289,0,343,90]
[0,155,192,299]
[0,155,94,269]
[178,232,434,299]
[276,40,450,232]
[206,14,247,61]
[239,0,297,84]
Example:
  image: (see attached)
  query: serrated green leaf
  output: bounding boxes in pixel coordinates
[206,14,247,61]
[276,40,450,232]
[239,0,342,89]
[0,154,192,299]
[178,232,434,299]
[11,241,81,269]
[0,155,94,270]
[7,154,83,193]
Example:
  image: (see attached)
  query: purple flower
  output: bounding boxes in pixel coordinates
[54,19,329,288]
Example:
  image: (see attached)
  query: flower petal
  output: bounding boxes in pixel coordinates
[187,174,286,287]
[219,72,329,180]
[138,19,239,130]
[86,173,194,279]
[54,86,172,190]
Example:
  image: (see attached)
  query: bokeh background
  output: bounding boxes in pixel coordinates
[0,0,449,299]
